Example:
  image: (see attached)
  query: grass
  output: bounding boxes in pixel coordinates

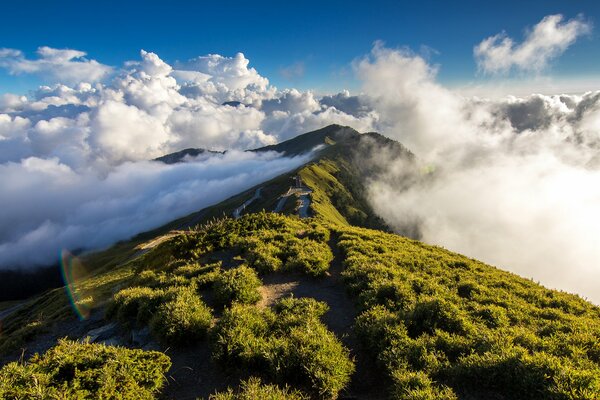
[0,339,170,399]
[150,285,213,345]
[214,265,262,306]
[337,224,600,399]
[212,297,354,399]
[209,377,307,399]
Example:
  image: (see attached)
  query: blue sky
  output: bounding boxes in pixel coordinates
[1,0,599,94]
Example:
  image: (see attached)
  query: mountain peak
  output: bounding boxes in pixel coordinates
[154,148,223,164]
[253,124,361,156]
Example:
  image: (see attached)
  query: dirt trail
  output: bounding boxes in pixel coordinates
[258,233,387,400]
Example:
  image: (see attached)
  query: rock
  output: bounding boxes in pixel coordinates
[84,322,118,343]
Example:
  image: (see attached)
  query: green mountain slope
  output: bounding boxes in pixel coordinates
[1,125,599,400]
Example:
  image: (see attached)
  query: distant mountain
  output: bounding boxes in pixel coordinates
[252,124,361,156]
[154,148,223,164]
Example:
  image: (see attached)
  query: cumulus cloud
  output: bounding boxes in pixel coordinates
[0,46,113,84]
[0,49,376,169]
[355,44,600,303]
[0,150,313,269]
[474,14,591,74]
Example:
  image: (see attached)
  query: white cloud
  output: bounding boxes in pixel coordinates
[474,14,591,74]
[0,46,113,84]
[0,150,313,269]
[0,49,378,168]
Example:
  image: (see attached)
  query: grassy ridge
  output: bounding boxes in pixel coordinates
[1,213,599,399]
[336,224,600,399]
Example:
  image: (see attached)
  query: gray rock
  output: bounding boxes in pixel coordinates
[84,322,118,343]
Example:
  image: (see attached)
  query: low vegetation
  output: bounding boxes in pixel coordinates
[209,377,306,400]
[214,265,262,306]
[212,297,354,399]
[2,189,599,399]
[150,285,213,344]
[0,339,170,399]
[337,225,600,399]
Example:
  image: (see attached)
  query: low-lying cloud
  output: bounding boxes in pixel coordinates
[0,150,312,269]
[0,46,377,271]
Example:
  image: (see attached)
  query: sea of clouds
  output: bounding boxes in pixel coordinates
[0,15,598,302]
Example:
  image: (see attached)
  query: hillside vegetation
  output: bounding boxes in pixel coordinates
[1,126,599,399]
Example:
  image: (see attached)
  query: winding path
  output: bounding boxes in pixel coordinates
[232,187,262,219]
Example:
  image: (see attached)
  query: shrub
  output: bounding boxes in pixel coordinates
[390,369,457,400]
[354,305,401,352]
[150,285,212,345]
[273,296,329,326]
[212,298,354,398]
[209,377,307,400]
[0,339,170,399]
[214,265,262,306]
[282,238,333,277]
[407,298,469,337]
[474,304,510,328]
[447,348,600,399]
[243,239,284,273]
[108,286,168,325]
[284,322,354,398]
[305,225,331,242]
[456,281,479,299]
[211,303,272,369]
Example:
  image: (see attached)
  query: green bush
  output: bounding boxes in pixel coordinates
[282,238,333,277]
[108,286,169,325]
[0,339,170,399]
[150,285,213,345]
[212,298,354,398]
[243,238,284,273]
[209,377,306,400]
[390,369,457,400]
[214,265,262,306]
[407,298,470,337]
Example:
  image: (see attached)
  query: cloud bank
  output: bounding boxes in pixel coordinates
[0,48,376,269]
[0,47,113,84]
[0,48,376,171]
[0,150,312,269]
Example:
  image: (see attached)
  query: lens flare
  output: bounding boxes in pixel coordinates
[60,249,92,320]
